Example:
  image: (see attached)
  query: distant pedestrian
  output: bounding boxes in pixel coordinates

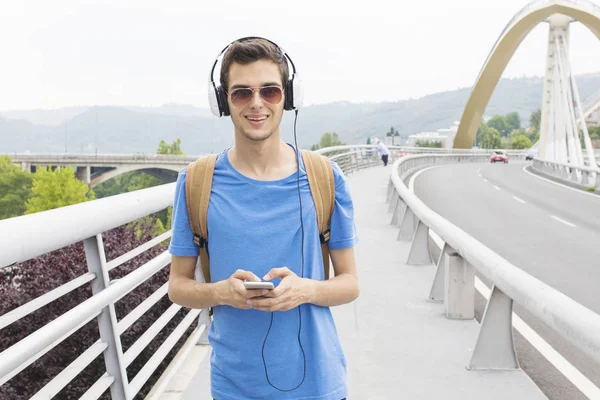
[376,139,390,166]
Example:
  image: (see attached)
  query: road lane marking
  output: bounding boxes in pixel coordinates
[551,215,576,228]
[473,278,600,400]
[522,165,600,201]
[483,179,488,183]
[493,185,501,190]
[410,167,600,398]
[427,231,600,400]
[513,196,526,204]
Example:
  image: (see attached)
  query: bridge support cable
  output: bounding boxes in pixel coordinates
[539,15,597,172]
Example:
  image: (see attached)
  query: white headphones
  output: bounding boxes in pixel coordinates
[207,36,304,117]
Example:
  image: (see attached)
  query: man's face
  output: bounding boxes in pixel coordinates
[227,59,285,142]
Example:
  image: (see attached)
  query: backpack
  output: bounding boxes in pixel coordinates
[184,149,335,285]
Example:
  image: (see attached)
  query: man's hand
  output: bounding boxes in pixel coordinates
[218,269,270,310]
[249,267,313,312]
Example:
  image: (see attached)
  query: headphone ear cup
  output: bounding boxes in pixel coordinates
[284,79,294,111]
[217,87,230,116]
[208,84,222,117]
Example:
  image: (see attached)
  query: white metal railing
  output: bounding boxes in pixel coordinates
[388,154,600,370]
[532,158,600,188]
[0,183,207,400]
[7,153,199,167]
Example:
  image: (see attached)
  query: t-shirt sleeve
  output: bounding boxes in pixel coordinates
[328,161,359,250]
[168,169,200,257]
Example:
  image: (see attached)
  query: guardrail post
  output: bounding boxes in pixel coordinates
[390,200,405,226]
[84,235,129,400]
[197,309,211,345]
[386,180,394,204]
[468,285,519,370]
[397,207,416,241]
[407,220,431,265]
[388,191,399,213]
[429,243,451,302]
[444,252,474,319]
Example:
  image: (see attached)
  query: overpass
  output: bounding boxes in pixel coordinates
[8,153,201,188]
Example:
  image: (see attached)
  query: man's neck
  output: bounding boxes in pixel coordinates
[228,134,297,181]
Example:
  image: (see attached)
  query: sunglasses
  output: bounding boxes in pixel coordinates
[228,86,283,107]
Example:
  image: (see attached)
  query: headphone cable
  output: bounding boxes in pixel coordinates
[261,109,307,392]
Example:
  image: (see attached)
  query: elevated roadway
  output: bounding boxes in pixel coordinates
[414,160,600,400]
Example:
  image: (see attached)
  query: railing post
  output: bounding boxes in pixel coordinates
[386,180,394,204]
[429,242,451,301]
[388,191,399,213]
[397,207,416,241]
[84,235,129,400]
[468,285,519,370]
[444,252,474,319]
[407,220,431,265]
[390,200,405,226]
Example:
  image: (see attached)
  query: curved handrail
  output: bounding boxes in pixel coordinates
[391,154,600,365]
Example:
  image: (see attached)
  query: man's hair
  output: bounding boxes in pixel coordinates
[220,38,289,92]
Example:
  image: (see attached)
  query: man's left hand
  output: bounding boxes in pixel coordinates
[248,267,313,312]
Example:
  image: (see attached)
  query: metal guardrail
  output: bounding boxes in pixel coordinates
[532,158,600,188]
[0,183,208,400]
[388,154,600,370]
[7,153,200,166]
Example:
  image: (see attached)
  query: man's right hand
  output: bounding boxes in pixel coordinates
[217,269,270,309]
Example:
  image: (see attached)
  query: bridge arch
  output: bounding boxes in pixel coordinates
[90,165,183,188]
[453,0,600,148]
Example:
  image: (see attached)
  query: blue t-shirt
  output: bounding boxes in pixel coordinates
[168,146,358,400]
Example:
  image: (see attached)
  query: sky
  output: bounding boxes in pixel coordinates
[2,0,600,111]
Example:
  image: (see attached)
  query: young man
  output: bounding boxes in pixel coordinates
[167,38,359,400]
[376,138,390,166]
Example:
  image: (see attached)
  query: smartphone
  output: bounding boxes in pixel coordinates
[243,281,275,290]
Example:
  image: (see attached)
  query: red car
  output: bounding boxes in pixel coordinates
[490,150,508,163]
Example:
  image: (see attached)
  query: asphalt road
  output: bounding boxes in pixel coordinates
[413,160,600,400]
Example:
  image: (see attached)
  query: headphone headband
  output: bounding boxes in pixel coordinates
[207,36,303,117]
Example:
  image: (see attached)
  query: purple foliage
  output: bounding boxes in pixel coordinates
[0,217,195,399]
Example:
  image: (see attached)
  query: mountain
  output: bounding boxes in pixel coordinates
[2,73,600,155]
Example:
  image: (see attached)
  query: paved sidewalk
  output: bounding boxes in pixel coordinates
[178,165,547,400]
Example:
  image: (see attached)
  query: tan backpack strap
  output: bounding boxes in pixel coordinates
[185,154,217,284]
[301,150,335,279]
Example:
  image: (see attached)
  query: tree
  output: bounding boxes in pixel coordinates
[386,127,400,145]
[510,134,533,149]
[481,127,502,149]
[487,115,510,137]
[157,138,185,155]
[476,122,490,147]
[0,156,33,220]
[24,166,95,215]
[587,125,600,140]
[312,132,344,150]
[366,137,371,145]
[94,171,162,199]
[415,140,442,148]
[530,109,541,132]
[505,112,521,132]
